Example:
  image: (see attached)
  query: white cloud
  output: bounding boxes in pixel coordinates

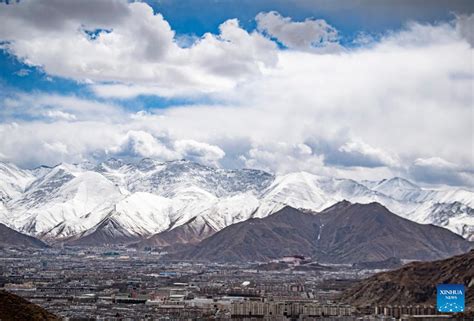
[456,14,474,46]
[0,121,120,166]
[110,131,226,165]
[241,143,324,175]
[91,83,214,99]
[43,110,77,121]
[43,141,69,155]
[255,11,341,52]
[14,69,31,77]
[111,130,178,160]
[1,93,124,122]
[174,140,225,166]
[0,1,277,98]
[0,3,472,187]
[338,140,400,168]
[409,157,474,187]
[92,84,163,99]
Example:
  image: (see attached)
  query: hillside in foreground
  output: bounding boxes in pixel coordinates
[0,290,59,320]
[341,250,474,308]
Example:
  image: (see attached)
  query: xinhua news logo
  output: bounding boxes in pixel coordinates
[437,284,465,313]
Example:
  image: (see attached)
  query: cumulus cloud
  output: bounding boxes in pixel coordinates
[337,140,400,168]
[174,140,225,166]
[111,130,178,160]
[0,120,227,168]
[0,3,472,187]
[456,14,474,46]
[43,141,69,156]
[408,157,474,187]
[0,121,119,166]
[0,0,277,98]
[241,143,324,174]
[1,93,124,122]
[255,11,341,52]
[107,131,226,166]
[43,110,77,121]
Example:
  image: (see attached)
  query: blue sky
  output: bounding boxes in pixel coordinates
[0,0,473,187]
[1,0,472,105]
[146,0,472,38]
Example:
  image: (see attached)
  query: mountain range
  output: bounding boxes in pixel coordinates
[166,203,471,263]
[0,158,473,248]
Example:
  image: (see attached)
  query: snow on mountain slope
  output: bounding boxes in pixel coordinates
[254,172,404,219]
[30,165,54,179]
[429,202,474,235]
[90,189,260,240]
[0,162,37,228]
[0,201,9,226]
[200,192,260,230]
[112,192,173,235]
[57,187,260,245]
[0,162,35,202]
[8,168,125,239]
[372,177,474,207]
[408,201,474,240]
[97,158,274,197]
[372,177,426,201]
[428,189,474,207]
[133,215,218,249]
[15,165,79,209]
[260,172,330,210]
[369,178,474,240]
[356,177,474,240]
[1,158,473,244]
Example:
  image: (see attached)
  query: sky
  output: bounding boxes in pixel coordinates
[0,0,473,188]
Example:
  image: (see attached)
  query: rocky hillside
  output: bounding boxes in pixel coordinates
[0,290,59,320]
[0,223,47,248]
[168,202,472,263]
[341,250,474,308]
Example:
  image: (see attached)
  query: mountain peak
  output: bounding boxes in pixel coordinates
[320,200,352,213]
[2,158,474,246]
[103,157,125,168]
[377,177,420,190]
[170,202,471,263]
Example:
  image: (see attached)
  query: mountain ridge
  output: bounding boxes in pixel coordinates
[0,158,473,246]
[166,203,472,263]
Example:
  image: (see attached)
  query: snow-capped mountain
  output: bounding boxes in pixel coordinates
[0,158,473,245]
[0,162,36,203]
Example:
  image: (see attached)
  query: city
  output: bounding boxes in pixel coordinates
[1,246,471,320]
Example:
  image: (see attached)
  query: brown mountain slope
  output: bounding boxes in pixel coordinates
[0,223,47,248]
[314,201,471,263]
[132,216,217,249]
[341,250,474,308]
[65,216,141,246]
[171,206,320,262]
[168,202,472,263]
[0,290,59,320]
